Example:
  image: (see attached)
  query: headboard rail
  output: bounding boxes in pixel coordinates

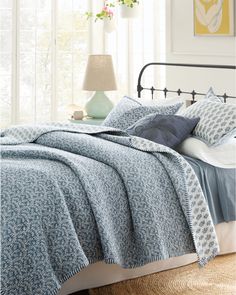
[137,62,236,102]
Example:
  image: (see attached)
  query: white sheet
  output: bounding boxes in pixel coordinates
[177,137,236,168]
[58,221,236,295]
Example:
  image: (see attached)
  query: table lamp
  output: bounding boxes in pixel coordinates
[83,55,117,119]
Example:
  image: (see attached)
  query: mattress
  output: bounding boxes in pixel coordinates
[58,221,236,295]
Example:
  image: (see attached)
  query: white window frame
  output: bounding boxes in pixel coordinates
[51,0,57,121]
[11,0,19,124]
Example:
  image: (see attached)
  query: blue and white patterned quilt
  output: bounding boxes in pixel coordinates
[0,124,219,295]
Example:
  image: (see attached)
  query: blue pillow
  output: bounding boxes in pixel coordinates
[126,114,200,148]
[102,96,183,130]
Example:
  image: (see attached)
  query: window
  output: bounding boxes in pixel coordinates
[1,0,166,127]
[0,0,13,127]
[105,0,166,101]
[0,0,90,127]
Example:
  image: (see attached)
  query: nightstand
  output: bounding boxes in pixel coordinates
[69,117,104,125]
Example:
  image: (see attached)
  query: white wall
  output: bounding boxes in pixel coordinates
[165,0,236,102]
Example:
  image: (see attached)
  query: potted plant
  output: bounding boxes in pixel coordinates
[86,2,116,33]
[118,0,140,18]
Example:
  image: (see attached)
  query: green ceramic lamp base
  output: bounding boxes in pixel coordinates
[85,91,114,119]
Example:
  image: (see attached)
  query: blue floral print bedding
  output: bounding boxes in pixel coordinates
[0,124,219,295]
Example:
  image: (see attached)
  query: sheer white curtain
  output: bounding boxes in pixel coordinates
[0,0,92,127]
[104,0,166,102]
[0,0,166,127]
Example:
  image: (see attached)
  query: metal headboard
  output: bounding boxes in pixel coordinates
[137,62,236,103]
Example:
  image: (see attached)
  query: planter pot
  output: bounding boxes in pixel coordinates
[104,18,116,33]
[119,4,140,19]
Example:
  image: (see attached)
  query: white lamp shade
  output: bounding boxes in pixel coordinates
[83,55,117,91]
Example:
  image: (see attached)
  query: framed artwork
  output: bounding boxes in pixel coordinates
[194,0,235,36]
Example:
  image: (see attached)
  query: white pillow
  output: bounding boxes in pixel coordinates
[138,96,186,109]
[177,137,236,168]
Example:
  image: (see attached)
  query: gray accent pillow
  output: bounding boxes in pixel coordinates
[180,99,236,146]
[126,114,199,148]
[102,96,183,130]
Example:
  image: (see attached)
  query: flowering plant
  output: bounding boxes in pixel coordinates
[86,1,115,21]
[86,0,139,21]
[118,0,139,8]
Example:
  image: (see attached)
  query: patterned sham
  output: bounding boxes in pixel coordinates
[180,99,236,146]
[126,114,199,148]
[205,87,224,103]
[102,96,183,130]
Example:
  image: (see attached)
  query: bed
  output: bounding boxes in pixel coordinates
[1,62,236,295]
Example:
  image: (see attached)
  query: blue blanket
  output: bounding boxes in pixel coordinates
[185,156,236,225]
[1,124,219,295]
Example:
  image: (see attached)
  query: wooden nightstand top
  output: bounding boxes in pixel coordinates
[69,117,104,125]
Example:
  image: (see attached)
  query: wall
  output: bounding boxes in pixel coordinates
[165,0,236,102]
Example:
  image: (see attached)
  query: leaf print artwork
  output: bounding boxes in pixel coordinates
[194,0,234,36]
